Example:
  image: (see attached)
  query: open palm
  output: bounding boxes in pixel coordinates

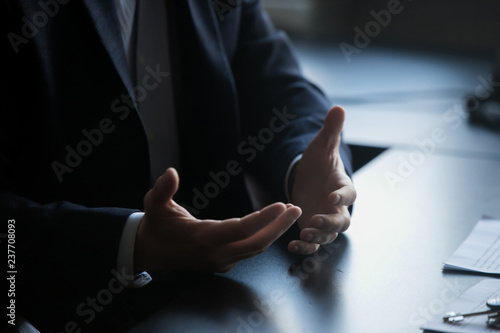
[289,106,356,254]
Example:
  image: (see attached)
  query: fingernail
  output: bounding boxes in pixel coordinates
[304,234,313,242]
[313,218,325,228]
[291,245,298,252]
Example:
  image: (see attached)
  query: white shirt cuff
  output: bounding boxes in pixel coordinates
[117,212,152,288]
[285,154,302,203]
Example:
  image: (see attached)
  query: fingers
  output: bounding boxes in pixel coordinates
[311,207,351,233]
[324,105,345,135]
[300,228,339,244]
[288,240,320,255]
[151,168,179,204]
[289,207,350,255]
[224,205,302,256]
[194,204,300,272]
[328,184,357,207]
[206,203,288,244]
[317,105,345,151]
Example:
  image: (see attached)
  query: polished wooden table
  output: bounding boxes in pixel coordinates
[123,45,500,333]
[126,144,500,333]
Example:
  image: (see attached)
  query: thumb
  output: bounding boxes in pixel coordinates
[151,167,180,204]
[318,105,345,151]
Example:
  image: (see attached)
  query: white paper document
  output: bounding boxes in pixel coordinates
[421,279,500,333]
[443,216,500,275]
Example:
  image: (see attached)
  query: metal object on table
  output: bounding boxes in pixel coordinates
[443,297,500,329]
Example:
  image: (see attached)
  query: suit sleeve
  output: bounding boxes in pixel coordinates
[231,0,353,202]
[1,189,139,330]
[0,2,158,330]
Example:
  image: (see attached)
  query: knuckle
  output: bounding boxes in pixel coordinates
[321,234,333,244]
[317,232,336,244]
[307,244,320,254]
[314,233,326,244]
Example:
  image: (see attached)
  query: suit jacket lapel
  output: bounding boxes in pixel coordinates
[82,0,137,106]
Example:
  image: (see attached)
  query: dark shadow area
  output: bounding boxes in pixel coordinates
[264,0,500,56]
[272,230,351,324]
[348,144,387,173]
[276,225,350,290]
[442,270,500,279]
[290,235,349,292]
[126,275,281,333]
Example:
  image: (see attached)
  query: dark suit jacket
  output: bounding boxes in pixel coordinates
[1,0,352,331]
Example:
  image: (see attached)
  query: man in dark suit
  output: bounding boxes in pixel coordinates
[2,0,355,331]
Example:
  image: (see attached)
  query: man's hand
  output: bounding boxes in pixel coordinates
[135,168,302,273]
[289,106,356,255]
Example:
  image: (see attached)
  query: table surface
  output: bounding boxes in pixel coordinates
[129,149,500,333]
[126,44,500,333]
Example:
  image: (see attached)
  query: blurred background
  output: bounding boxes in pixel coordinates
[264,0,500,52]
[263,0,500,171]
